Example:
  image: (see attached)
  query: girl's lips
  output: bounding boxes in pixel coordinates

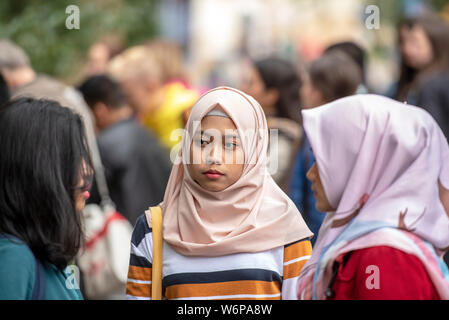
[204,171,223,179]
[82,191,90,199]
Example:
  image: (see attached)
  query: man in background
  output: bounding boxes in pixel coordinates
[79,75,171,226]
[107,45,198,154]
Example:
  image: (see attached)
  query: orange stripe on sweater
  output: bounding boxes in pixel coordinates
[126,281,152,297]
[283,259,309,279]
[165,280,281,299]
[284,240,312,263]
[127,265,152,282]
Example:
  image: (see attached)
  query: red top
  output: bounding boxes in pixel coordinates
[327,246,440,300]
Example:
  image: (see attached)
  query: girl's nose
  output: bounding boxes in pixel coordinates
[306,163,317,182]
[206,143,222,165]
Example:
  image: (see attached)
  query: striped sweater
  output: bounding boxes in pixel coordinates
[126,214,312,300]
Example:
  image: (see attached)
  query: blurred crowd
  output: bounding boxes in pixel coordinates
[0,9,449,300]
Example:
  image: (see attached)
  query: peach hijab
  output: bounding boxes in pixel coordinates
[160,86,312,256]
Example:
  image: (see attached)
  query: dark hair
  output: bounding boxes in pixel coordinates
[308,51,362,103]
[324,41,366,84]
[254,57,302,123]
[0,72,9,108]
[0,98,93,270]
[396,14,449,101]
[78,74,127,110]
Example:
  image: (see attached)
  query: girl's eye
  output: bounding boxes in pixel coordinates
[224,142,237,150]
[201,138,212,147]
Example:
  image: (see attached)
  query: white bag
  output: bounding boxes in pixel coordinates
[76,107,133,300]
[78,203,133,299]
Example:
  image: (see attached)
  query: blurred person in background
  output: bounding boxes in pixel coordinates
[107,45,198,154]
[145,39,190,88]
[85,35,124,77]
[78,75,171,226]
[0,39,98,159]
[300,52,362,110]
[0,39,35,92]
[145,39,201,124]
[291,52,362,245]
[241,57,303,191]
[0,98,92,300]
[387,14,449,139]
[0,73,9,107]
[324,41,369,94]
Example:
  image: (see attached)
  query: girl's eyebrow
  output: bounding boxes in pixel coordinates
[199,131,240,140]
[224,134,240,140]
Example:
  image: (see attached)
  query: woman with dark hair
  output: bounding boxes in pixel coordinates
[241,57,303,191]
[0,98,93,299]
[388,14,449,139]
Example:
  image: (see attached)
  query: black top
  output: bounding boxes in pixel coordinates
[88,117,171,226]
[416,72,449,140]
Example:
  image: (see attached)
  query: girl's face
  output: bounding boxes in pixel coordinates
[306,162,335,212]
[74,161,92,213]
[400,24,433,70]
[187,115,244,192]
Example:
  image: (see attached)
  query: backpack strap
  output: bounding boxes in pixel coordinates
[145,206,163,300]
[31,258,46,300]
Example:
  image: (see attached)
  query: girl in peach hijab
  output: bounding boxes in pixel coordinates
[297,94,449,300]
[125,86,313,300]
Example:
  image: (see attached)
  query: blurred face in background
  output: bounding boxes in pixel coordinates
[241,64,278,116]
[107,46,164,119]
[119,75,163,118]
[400,24,434,70]
[86,43,110,76]
[300,73,325,109]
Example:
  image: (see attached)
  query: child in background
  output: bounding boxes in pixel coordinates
[290,51,362,245]
[126,87,313,300]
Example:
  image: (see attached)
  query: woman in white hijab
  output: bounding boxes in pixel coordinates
[297,94,449,300]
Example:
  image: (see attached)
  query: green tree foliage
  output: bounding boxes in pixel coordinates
[0,0,158,82]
